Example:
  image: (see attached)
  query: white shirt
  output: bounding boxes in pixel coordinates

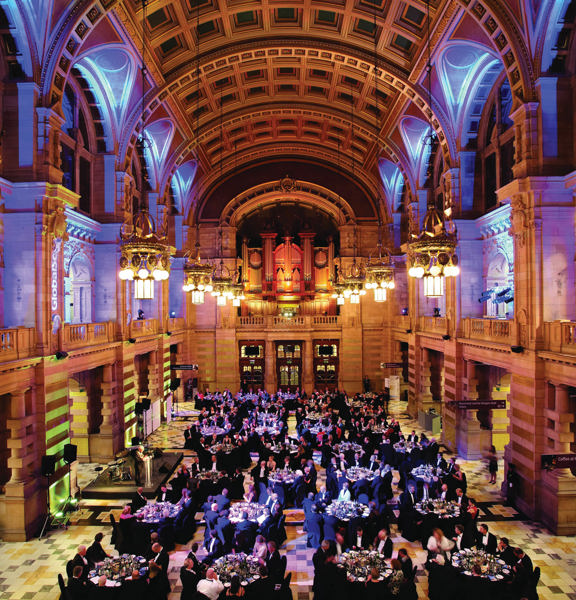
[422,487,429,500]
[336,542,343,556]
[482,533,489,546]
[356,535,362,547]
[338,488,351,502]
[197,578,224,600]
[377,539,387,554]
[456,534,463,550]
[211,463,218,472]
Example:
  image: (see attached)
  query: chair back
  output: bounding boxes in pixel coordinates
[279,555,287,579]
[283,571,292,586]
[533,566,541,585]
[58,573,67,598]
[412,565,418,580]
[65,560,74,579]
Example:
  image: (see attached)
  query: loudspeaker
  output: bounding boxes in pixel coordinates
[442,334,451,340]
[135,402,144,415]
[170,378,181,391]
[41,455,56,477]
[128,338,136,344]
[55,350,69,359]
[192,377,198,388]
[63,443,77,464]
[511,345,524,353]
[131,437,141,446]
[141,398,151,411]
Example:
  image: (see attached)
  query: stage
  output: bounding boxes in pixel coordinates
[81,452,183,500]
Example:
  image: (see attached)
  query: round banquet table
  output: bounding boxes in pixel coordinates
[411,465,443,484]
[89,555,148,586]
[212,552,261,586]
[229,502,266,523]
[336,442,364,456]
[326,500,370,522]
[196,469,228,500]
[200,425,228,438]
[345,466,376,483]
[414,500,461,542]
[337,549,393,597]
[268,468,298,485]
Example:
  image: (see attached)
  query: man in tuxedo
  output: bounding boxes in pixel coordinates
[306,503,324,548]
[203,502,219,543]
[302,492,315,528]
[214,489,230,511]
[130,487,147,512]
[364,450,380,472]
[496,537,516,566]
[453,524,473,551]
[121,569,147,600]
[250,565,274,600]
[315,485,332,508]
[435,452,448,472]
[476,523,497,554]
[187,542,201,572]
[67,566,87,599]
[155,485,172,503]
[350,526,371,550]
[251,460,269,485]
[71,545,90,579]
[265,540,283,582]
[235,511,257,551]
[179,558,200,599]
[437,483,449,501]
[258,507,275,540]
[150,542,170,580]
[453,487,468,509]
[373,528,393,557]
[398,484,417,539]
[216,509,234,550]
[204,530,223,563]
[397,548,413,580]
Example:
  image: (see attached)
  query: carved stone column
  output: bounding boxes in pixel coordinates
[90,365,120,461]
[36,107,64,183]
[511,102,540,179]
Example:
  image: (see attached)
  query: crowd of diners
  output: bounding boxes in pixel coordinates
[63,389,536,600]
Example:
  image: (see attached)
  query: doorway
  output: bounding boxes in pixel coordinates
[276,342,302,392]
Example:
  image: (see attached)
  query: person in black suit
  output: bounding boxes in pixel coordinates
[67,566,88,599]
[453,524,474,551]
[156,485,172,503]
[397,548,413,580]
[306,503,324,548]
[265,540,283,582]
[363,450,380,472]
[216,509,234,550]
[121,570,148,600]
[150,542,170,581]
[302,492,315,526]
[373,529,393,558]
[258,507,275,540]
[496,537,516,566]
[315,486,332,508]
[71,545,90,579]
[204,530,223,563]
[203,502,219,543]
[251,460,269,486]
[452,487,468,509]
[234,511,258,550]
[214,489,231,511]
[179,557,200,600]
[130,487,147,512]
[86,532,112,566]
[476,523,497,554]
[350,526,371,550]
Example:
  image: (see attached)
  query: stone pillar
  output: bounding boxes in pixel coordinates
[511,102,540,179]
[456,361,491,459]
[302,338,314,394]
[36,107,64,183]
[264,339,275,391]
[90,365,120,462]
[6,389,27,485]
[418,349,434,413]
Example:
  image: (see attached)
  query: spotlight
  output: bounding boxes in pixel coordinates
[406,329,412,334]
[55,350,68,360]
[510,345,524,353]
[442,334,450,340]
[166,331,172,336]
[128,337,136,344]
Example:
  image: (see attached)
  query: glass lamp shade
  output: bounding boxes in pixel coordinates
[337,295,345,305]
[135,278,154,299]
[423,274,444,298]
[374,287,387,302]
[216,295,227,306]
[191,290,205,305]
[350,294,360,304]
[232,297,241,307]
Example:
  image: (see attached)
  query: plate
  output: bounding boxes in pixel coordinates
[357,576,365,582]
[224,582,231,588]
[252,575,260,580]
[241,581,248,586]
[502,568,510,574]
[463,571,472,576]
[495,574,503,580]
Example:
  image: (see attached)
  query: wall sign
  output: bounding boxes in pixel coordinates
[51,238,62,312]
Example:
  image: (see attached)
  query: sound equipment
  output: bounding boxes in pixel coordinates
[245,345,260,357]
[63,444,77,464]
[141,398,151,411]
[318,345,334,356]
[511,345,524,353]
[41,455,56,477]
[55,350,69,359]
[131,437,141,446]
[135,402,144,415]
[170,378,181,391]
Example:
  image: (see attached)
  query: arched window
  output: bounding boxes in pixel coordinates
[65,254,93,324]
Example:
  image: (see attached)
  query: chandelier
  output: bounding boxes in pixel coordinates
[365,244,395,303]
[342,257,366,304]
[183,229,213,305]
[118,0,175,299]
[406,0,459,299]
[211,259,234,306]
[231,281,246,307]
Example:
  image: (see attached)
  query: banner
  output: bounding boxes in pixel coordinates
[541,454,576,471]
[172,364,198,370]
[380,362,403,368]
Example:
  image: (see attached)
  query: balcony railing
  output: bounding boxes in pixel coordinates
[62,322,114,350]
[460,317,515,344]
[130,318,158,337]
[542,321,576,355]
[0,328,36,361]
[168,317,185,332]
[237,315,341,329]
[418,316,449,335]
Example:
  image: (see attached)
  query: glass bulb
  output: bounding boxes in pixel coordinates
[137,268,149,280]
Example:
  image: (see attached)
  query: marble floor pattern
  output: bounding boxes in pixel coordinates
[1,400,575,599]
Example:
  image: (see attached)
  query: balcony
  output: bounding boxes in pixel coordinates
[62,322,114,351]
[460,318,516,344]
[237,315,340,330]
[168,317,185,332]
[542,321,576,356]
[130,318,159,337]
[0,328,36,362]
[418,316,449,336]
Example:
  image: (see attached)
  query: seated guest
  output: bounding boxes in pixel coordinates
[364,450,380,472]
[150,542,170,580]
[67,566,87,599]
[253,534,268,564]
[225,574,246,599]
[71,545,90,579]
[337,481,351,502]
[204,529,223,563]
[156,485,172,503]
[373,528,393,558]
[511,547,534,598]
[243,484,256,503]
[453,524,472,551]
[214,488,231,511]
[476,523,497,554]
[249,565,274,600]
[466,497,479,524]
[251,460,269,485]
[315,485,332,508]
[89,575,117,599]
[453,487,468,509]
[365,566,386,600]
[496,537,516,566]
[258,507,275,540]
[87,532,112,566]
[397,548,413,580]
[130,487,147,512]
[437,483,449,501]
[122,569,147,600]
[187,542,201,572]
[351,526,371,550]
[179,557,200,599]
[147,563,170,600]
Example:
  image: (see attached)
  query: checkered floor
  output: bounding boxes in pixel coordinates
[1,400,575,600]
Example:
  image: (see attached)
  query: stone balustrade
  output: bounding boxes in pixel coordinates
[0,328,36,361]
[460,317,515,344]
[62,322,114,350]
[237,315,340,329]
[418,316,449,335]
[542,321,576,355]
[130,318,159,337]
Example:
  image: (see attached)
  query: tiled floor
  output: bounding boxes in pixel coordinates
[1,400,575,599]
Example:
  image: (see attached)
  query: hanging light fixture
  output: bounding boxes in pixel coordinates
[365,222,395,302]
[406,0,459,298]
[183,225,213,305]
[118,0,174,299]
[341,229,366,303]
[211,229,234,305]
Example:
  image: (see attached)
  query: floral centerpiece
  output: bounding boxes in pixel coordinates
[135,501,181,522]
[452,549,511,580]
[209,442,236,454]
[268,468,297,484]
[414,499,460,518]
[346,466,375,482]
[229,502,266,523]
[338,550,392,582]
[213,552,261,584]
[337,442,363,455]
[90,555,147,582]
[198,470,224,482]
[326,501,370,521]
